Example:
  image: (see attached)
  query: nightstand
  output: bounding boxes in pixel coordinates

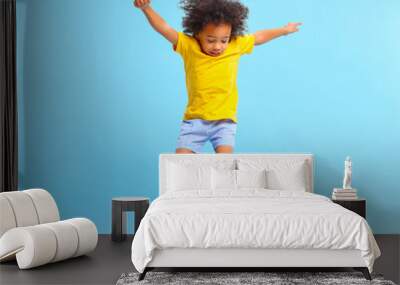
[111,197,149,242]
[332,198,366,218]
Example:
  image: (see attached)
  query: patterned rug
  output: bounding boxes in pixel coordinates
[116,271,396,285]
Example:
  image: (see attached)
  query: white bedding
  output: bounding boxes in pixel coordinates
[131,190,380,273]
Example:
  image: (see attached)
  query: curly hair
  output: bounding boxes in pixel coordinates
[180,0,249,39]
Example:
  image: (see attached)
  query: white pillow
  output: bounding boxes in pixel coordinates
[167,162,212,191]
[237,159,308,191]
[211,168,268,190]
[237,169,268,189]
[266,162,307,191]
[212,168,236,190]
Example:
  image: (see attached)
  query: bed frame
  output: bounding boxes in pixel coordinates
[139,154,371,280]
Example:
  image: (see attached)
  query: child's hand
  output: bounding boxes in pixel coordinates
[283,22,302,35]
[133,0,151,9]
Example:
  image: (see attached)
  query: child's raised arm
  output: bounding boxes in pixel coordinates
[253,22,302,46]
[133,0,178,45]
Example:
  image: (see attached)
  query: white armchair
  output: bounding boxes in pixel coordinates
[0,189,98,269]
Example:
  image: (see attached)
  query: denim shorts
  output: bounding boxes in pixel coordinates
[176,119,237,153]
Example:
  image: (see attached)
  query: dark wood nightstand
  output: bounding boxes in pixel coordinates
[111,197,149,242]
[332,198,366,218]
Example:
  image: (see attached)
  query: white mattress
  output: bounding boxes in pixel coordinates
[131,190,380,273]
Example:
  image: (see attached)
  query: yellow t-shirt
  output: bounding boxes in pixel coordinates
[174,32,255,123]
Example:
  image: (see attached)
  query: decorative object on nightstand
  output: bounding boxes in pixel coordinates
[332,198,366,218]
[332,188,358,200]
[342,156,353,190]
[112,197,149,242]
[332,156,358,200]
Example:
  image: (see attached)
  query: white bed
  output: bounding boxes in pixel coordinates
[131,154,380,280]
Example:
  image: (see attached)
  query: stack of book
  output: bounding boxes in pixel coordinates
[332,188,358,200]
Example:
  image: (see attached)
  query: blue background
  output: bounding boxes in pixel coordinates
[16,0,399,234]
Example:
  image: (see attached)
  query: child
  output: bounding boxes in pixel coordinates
[134,0,301,154]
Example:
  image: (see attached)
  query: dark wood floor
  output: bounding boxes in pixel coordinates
[0,235,398,285]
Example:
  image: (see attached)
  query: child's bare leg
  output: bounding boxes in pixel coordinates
[215,145,233,153]
[175,148,195,154]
